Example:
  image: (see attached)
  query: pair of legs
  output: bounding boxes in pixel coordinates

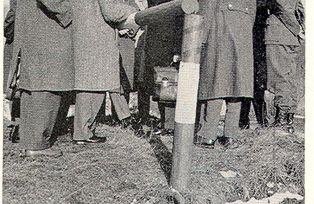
[196,99,248,145]
[73,92,106,141]
[19,91,72,156]
[238,93,268,128]
[73,91,131,141]
[19,90,130,156]
[137,85,175,134]
[266,44,298,133]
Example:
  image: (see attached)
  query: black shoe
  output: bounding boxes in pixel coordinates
[21,148,63,158]
[131,118,151,138]
[134,128,146,137]
[286,113,295,134]
[197,140,216,149]
[107,117,120,127]
[272,110,295,134]
[276,108,294,125]
[194,135,216,148]
[152,128,174,136]
[162,129,174,136]
[121,117,132,129]
[132,124,145,136]
[152,127,163,135]
[74,136,107,145]
[217,137,241,149]
[130,118,143,132]
[287,113,294,125]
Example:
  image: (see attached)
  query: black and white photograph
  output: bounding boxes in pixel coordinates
[1,0,310,203]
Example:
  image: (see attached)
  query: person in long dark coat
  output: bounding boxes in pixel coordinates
[236,0,269,129]
[7,0,74,157]
[195,0,256,148]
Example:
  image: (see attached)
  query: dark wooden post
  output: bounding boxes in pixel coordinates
[170,14,203,202]
[130,2,202,203]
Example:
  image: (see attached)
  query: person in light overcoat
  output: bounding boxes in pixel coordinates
[73,0,139,143]
[39,0,139,143]
[7,0,73,157]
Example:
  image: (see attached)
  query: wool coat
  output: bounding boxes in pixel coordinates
[72,0,138,91]
[198,0,256,100]
[9,0,74,92]
[21,0,138,92]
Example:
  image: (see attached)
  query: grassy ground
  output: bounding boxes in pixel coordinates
[2,114,304,204]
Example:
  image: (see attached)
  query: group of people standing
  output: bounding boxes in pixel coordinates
[195,0,305,148]
[3,0,305,157]
[4,0,145,157]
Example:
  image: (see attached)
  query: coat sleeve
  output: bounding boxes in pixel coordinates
[296,0,304,31]
[37,0,72,27]
[269,0,300,37]
[97,0,139,24]
[4,8,15,42]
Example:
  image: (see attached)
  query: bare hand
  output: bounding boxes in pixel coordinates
[124,12,136,27]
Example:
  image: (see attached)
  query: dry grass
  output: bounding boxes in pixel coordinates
[2,115,304,204]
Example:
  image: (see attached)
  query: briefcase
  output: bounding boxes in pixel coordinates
[153,66,178,102]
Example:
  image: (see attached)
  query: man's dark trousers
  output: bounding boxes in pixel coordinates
[20,91,71,150]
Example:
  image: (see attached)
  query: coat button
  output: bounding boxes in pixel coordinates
[228,4,233,8]
[245,7,249,11]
